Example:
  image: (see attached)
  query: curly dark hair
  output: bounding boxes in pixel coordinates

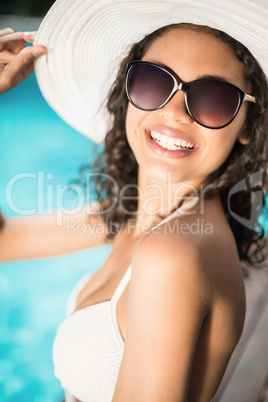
[93,23,268,266]
[0,211,4,231]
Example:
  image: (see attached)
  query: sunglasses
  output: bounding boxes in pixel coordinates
[125,61,256,129]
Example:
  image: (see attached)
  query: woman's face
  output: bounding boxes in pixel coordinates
[125,28,250,186]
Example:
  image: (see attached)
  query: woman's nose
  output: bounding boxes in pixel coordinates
[157,91,193,124]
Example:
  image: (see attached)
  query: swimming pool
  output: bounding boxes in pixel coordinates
[0,72,111,401]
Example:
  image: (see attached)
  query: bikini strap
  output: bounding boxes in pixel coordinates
[111,265,132,306]
[152,195,200,230]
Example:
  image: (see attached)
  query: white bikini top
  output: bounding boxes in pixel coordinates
[53,197,199,402]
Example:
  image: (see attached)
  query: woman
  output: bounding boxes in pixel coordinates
[1,0,268,401]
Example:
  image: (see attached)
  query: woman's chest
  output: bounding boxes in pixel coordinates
[74,233,138,339]
[75,258,128,309]
[53,236,138,400]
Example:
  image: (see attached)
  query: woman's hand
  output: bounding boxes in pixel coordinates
[0,28,46,94]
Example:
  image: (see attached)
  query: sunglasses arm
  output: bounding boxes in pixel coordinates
[244,94,256,103]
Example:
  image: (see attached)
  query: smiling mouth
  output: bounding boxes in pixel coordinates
[150,130,195,150]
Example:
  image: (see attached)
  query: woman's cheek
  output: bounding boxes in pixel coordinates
[125,104,146,148]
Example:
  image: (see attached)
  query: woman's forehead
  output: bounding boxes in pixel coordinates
[143,28,248,88]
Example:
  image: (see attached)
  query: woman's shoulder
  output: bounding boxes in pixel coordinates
[131,216,212,312]
[132,196,244,308]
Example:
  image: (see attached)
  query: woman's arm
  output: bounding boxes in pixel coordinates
[113,228,211,402]
[0,31,108,261]
[0,205,107,261]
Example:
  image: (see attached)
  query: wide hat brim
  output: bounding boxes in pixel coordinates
[34,0,268,143]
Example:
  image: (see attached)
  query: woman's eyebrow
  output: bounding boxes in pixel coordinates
[142,60,234,83]
[195,74,230,82]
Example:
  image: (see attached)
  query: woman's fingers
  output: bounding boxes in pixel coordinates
[22,32,37,45]
[0,28,46,93]
[0,45,46,94]
[0,30,39,65]
[0,49,17,64]
[0,30,26,54]
[0,28,15,37]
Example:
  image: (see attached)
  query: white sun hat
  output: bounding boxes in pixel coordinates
[34,0,268,143]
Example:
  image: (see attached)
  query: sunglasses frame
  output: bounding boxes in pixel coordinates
[125,61,256,129]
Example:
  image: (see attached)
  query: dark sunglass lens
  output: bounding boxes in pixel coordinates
[187,80,241,128]
[127,63,174,110]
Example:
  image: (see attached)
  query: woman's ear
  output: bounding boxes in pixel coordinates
[237,133,250,145]
[237,124,251,145]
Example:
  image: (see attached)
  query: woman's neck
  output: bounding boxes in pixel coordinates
[135,168,203,226]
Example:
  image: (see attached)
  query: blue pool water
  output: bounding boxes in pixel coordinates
[0,73,111,401]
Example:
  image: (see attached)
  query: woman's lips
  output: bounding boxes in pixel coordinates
[145,128,198,158]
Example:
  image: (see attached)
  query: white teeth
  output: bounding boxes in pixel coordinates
[150,130,194,150]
